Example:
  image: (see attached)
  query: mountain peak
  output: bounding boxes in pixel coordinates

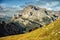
[12,5,59,32]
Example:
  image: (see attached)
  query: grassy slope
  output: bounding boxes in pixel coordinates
[0,18,60,40]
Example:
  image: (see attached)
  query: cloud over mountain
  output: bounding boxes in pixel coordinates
[0,0,60,17]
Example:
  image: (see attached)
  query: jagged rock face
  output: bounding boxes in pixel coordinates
[21,5,47,20]
[12,5,59,32]
[0,5,59,37]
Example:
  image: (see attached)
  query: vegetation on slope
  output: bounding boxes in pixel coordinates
[0,18,60,40]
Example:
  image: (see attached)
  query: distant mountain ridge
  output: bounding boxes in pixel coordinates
[0,14,11,22]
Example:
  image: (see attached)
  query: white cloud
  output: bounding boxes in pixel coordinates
[0,13,6,16]
[0,3,23,10]
[0,3,7,8]
[47,8,52,10]
[0,3,6,6]
[0,13,6,18]
[47,1,59,7]
[55,6,60,11]
[0,3,23,16]
[39,1,60,11]
[12,5,23,10]
[42,1,59,8]
[36,0,39,1]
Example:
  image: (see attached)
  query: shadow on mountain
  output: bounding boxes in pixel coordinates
[0,21,41,37]
[0,21,26,37]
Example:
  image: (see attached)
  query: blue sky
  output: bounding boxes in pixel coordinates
[0,0,60,16]
[0,0,60,9]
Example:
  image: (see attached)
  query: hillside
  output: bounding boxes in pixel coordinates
[0,18,60,40]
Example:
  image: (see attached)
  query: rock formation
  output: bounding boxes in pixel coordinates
[12,5,59,32]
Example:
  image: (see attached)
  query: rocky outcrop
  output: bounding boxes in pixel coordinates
[12,5,59,32]
[0,5,60,37]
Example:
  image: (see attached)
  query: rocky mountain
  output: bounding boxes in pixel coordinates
[12,5,60,32]
[0,5,60,37]
[0,17,60,40]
